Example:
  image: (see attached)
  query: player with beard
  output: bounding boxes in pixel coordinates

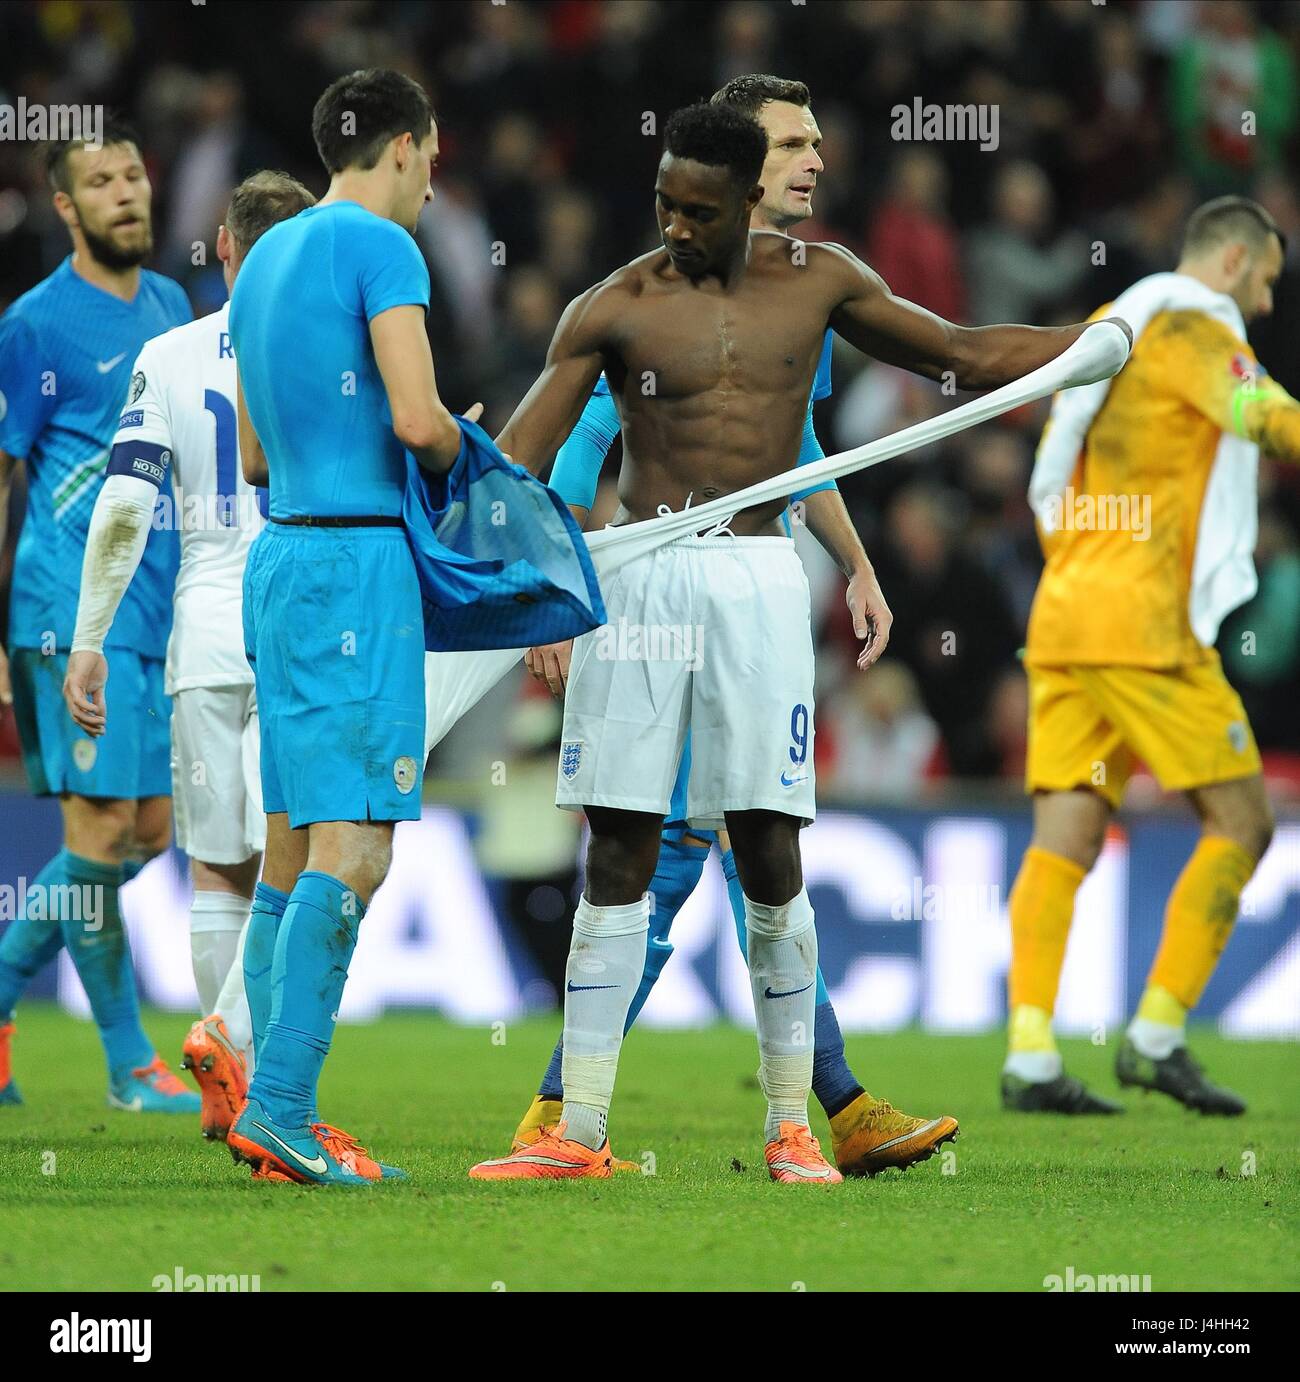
[0,121,197,1113]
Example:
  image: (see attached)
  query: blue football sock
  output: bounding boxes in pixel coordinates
[537,1036,565,1103]
[58,852,154,1082]
[720,847,863,1117]
[250,871,361,1129]
[536,834,709,1102]
[0,852,70,1020]
[813,1000,865,1118]
[244,880,290,1060]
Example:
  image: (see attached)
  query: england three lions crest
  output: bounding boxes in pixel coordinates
[560,741,583,781]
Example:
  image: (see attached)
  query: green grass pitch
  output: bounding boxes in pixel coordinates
[2,1005,1296,1291]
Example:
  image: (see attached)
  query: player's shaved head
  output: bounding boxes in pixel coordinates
[662,103,767,193]
[225,170,316,254]
[1180,195,1286,322]
[312,68,435,174]
[1182,196,1285,259]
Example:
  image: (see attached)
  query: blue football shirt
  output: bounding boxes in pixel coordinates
[0,256,190,655]
[229,202,431,519]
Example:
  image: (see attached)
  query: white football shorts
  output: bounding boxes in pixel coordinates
[555,533,816,828]
[170,684,266,864]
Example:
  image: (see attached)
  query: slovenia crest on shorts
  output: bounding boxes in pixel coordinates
[392,755,418,795]
[560,740,583,781]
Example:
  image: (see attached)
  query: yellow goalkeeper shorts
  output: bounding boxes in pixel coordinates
[1025,651,1262,808]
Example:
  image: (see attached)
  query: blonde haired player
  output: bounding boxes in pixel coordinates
[1003,197,1300,1115]
[64,171,315,1139]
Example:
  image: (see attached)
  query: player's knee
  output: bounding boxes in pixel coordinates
[1031,800,1107,873]
[64,798,137,865]
[1238,802,1274,863]
[1066,827,1105,874]
[305,821,394,904]
[1198,782,1275,862]
[584,811,662,905]
[132,820,172,860]
[725,816,801,904]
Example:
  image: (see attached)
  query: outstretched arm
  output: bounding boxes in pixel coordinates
[823,243,1129,391]
[496,284,613,475]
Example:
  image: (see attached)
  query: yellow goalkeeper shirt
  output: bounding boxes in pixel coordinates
[1026,306,1300,669]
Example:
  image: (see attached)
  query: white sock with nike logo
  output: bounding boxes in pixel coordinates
[744,887,817,1143]
[559,894,650,1151]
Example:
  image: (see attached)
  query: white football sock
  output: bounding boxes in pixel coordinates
[744,887,818,1143]
[1003,1049,1064,1083]
[189,891,250,1015]
[1127,1016,1185,1061]
[560,894,650,1150]
[213,918,254,1070]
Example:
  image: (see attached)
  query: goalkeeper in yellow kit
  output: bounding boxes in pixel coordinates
[1003,197,1300,1116]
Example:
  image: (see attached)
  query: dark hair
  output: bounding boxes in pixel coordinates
[225,170,316,252]
[1183,196,1286,257]
[710,73,811,118]
[311,68,435,174]
[662,102,766,190]
[45,116,142,195]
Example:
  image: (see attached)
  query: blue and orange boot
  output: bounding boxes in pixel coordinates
[108,1054,202,1114]
[0,1021,22,1106]
[181,1015,248,1141]
[228,1096,407,1185]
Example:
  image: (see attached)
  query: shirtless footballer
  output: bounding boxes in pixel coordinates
[469,100,1129,1184]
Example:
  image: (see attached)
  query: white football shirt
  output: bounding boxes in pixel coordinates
[110,301,264,692]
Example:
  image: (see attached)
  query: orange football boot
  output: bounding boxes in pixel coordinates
[470,1121,613,1180]
[512,1097,639,1173]
[181,1015,249,1141]
[765,1122,843,1185]
[830,1094,959,1177]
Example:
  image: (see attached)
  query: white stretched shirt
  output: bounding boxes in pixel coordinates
[109,301,264,692]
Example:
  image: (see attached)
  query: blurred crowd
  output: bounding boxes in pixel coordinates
[3,0,1300,810]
